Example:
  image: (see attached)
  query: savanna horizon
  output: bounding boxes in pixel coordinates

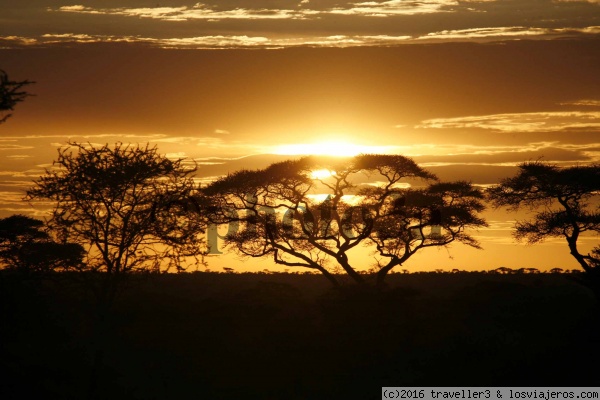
[1,39,599,273]
[13,146,600,276]
[2,2,600,397]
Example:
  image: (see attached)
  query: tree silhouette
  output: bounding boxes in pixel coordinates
[0,214,84,276]
[27,141,207,288]
[0,70,34,125]
[488,161,600,295]
[204,154,487,287]
[26,142,206,396]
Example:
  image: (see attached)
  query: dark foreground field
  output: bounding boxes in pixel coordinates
[1,271,599,399]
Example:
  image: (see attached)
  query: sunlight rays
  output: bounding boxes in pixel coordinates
[273,141,395,157]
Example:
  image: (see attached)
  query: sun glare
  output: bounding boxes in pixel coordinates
[273,141,394,157]
[310,169,336,180]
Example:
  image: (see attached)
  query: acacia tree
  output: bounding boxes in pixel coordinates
[0,69,34,124]
[27,142,206,299]
[488,161,600,294]
[0,215,84,276]
[204,154,487,287]
[26,142,206,394]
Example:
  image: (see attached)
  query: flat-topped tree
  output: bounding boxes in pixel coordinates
[204,154,487,287]
[488,161,600,296]
[367,180,487,287]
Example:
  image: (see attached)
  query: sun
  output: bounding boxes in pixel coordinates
[310,169,336,180]
[273,141,394,157]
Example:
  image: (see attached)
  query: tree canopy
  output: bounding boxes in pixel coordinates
[488,162,600,289]
[26,142,206,282]
[204,154,487,287]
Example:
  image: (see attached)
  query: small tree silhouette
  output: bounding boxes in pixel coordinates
[488,161,600,296]
[0,215,84,277]
[0,70,34,125]
[26,141,207,397]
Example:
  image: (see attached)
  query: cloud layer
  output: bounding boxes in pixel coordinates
[417,111,600,133]
[1,0,599,48]
[49,1,469,21]
[2,25,600,49]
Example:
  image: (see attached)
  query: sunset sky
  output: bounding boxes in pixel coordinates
[1,0,599,272]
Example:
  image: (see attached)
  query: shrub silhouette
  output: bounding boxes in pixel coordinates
[0,214,84,276]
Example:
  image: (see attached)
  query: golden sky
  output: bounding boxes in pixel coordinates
[0,0,599,272]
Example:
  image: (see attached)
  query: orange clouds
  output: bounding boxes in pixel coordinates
[3,27,600,49]
[417,111,600,133]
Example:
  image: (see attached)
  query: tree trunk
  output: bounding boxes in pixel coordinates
[316,265,341,287]
[563,236,600,302]
[567,235,592,274]
[376,259,401,289]
[336,253,365,285]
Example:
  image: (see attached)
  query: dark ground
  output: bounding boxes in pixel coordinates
[1,271,599,399]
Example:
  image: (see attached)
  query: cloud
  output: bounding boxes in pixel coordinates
[158,36,271,47]
[3,33,383,49]
[45,0,600,28]
[420,26,549,39]
[196,161,226,165]
[4,24,599,49]
[50,4,314,21]
[554,0,600,3]
[0,179,34,188]
[0,33,145,47]
[409,140,600,164]
[165,152,188,159]
[47,0,496,22]
[129,33,407,48]
[0,36,38,46]
[416,111,600,132]
[42,33,97,42]
[418,26,600,40]
[560,99,600,107]
[214,129,230,134]
[57,5,90,12]
[302,35,412,46]
[415,145,595,165]
[39,33,143,44]
[0,33,275,48]
[0,133,168,140]
[327,0,458,16]
[486,220,516,232]
[0,190,27,204]
[0,144,35,151]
